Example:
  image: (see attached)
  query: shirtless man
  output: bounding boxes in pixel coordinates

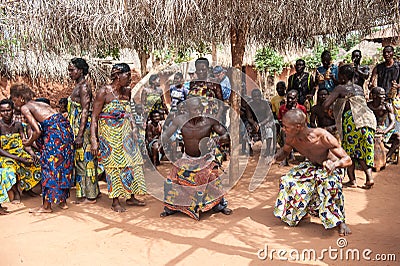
[246,89,274,157]
[367,87,400,161]
[160,97,232,220]
[310,88,336,135]
[68,58,100,204]
[273,109,352,236]
[352,50,370,88]
[146,110,163,166]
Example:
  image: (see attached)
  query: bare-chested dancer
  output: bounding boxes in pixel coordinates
[323,64,377,189]
[368,87,400,162]
[160,97,232,220]
[273,109,352,236]
[68,58,100,204]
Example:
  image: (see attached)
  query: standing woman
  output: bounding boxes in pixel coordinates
[10,83,74,213]
[90,63,146,213]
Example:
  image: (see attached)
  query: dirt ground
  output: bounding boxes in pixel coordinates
[1,150,399,266]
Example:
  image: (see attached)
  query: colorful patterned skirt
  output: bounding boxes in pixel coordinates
[342,110,375,167]
[39,113,74,204]
[164,152,225,220]
[0,168,16,204]
[68,98,100,199]
[0,133,41,191]
[273,161,345,229]
[98,100,146,199]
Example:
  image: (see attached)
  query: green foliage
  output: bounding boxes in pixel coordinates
[340,33,362,52]
[301,44,339,70]
[0,38,19,57]
[254,46,284,76]
[196,41,211,57]
[153,47,194,64]
[96,46,120,60]
[395,46,400,60]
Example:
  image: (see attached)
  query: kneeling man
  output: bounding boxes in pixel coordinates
[273,109,352,236]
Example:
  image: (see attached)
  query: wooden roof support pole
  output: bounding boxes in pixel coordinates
[229,23,247,185]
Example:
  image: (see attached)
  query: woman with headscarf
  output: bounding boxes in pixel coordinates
[90,63,146,212]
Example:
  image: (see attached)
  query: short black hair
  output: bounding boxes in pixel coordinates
[0,98,14,109]
[321,50,331,59]
[58,97,68,105]
[35,97,51,105]
[339,64,355,81]
[149,74,159,85]
[195,57,209,68]
[175,72,183,78]
[383,45,394,52]
[70,58,89,76]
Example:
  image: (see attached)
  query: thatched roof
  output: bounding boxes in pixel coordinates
[364,24,400,42]
[0,0,399,82]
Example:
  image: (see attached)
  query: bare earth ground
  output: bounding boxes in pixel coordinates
[1,150,399,266]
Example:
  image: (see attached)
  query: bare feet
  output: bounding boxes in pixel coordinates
[58,202,69,209]
[220,207,233,215]
[160,207,177,217]
[11,199,21,204]
[343,181,357,188]
[279,160,289,167]
[361,181,374,190]
[111,204,126,213]
[24,190,40,197]
[72,198,97,205]
[338,223,352,236]
[29,206,53,213]
[126,198,146,206]
[0,208,10,215]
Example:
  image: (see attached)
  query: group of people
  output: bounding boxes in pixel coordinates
[0,46,398,237]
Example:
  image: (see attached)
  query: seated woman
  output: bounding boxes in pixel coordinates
[0,99,41,202]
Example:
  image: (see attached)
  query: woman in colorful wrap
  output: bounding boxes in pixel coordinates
[0,99,41,202]
[67,57,100,204]
[90,63,146,213]
[10,83,74,213]
[141,74,168,119]
[324,64,377,189]
[273,109,352,236]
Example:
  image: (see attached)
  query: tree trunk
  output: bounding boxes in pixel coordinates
[138,48,150,78]
[229,24,247,185]
[212,39,217,67]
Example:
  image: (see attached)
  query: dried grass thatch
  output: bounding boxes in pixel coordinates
[0,0,399,81]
